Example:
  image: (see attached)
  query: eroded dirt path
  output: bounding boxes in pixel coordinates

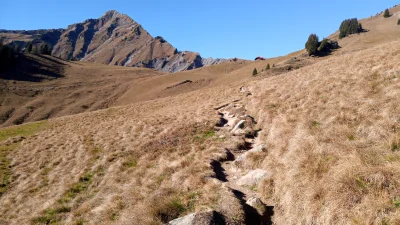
[211,89,274,225]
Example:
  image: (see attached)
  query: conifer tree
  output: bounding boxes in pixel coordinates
[252,68,258,76]
[305,34,319,56]
[383,9,390,18]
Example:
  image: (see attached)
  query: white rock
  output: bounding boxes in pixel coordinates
[237,169,269,187]
[168,213,195,225]
[231,120,245,134]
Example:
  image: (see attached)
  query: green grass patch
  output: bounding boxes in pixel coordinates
[58,173,93,204]
[391,143,399,152]
[122,158,137,168]
[348,134,356,141]
[195,129,215,142]
[355,177,368,191]
[31,206,71,225]
[394,199,400,208]
[0,121,48,142]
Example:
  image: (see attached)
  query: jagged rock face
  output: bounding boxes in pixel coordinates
[0,10,228,73]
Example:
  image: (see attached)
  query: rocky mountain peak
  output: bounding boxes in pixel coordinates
[0,10,228,72]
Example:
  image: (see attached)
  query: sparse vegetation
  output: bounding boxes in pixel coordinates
[339,18,363,39]
[398,19,400,25]
[266,64,270,70]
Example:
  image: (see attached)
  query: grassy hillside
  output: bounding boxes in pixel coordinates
[1,5,400,225]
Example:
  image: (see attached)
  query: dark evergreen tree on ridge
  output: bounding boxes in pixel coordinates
[383,9,390,18]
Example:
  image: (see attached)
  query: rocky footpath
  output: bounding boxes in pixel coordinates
[169,87,274,225]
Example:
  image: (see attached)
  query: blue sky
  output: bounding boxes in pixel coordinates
[1,1,398,59]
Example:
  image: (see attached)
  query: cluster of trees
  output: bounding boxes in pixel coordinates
[25,42,51,55]
[0,42,16,72]
[305,34,339,56]
[339,18,363,39]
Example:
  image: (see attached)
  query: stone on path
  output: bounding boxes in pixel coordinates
[236,169,270,187]
[234,145,266,164]
[246,197,266,215]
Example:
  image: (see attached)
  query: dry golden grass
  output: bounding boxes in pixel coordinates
[248,40,400,224]
[2,8,400,224]
[0,83,247,224]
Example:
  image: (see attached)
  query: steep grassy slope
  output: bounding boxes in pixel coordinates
[245,39,400,224]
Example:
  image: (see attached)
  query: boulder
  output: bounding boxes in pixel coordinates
[168,211,225,225]
[234,145,266,164]
[236,169,270,187]
[246,197,266,215]
[168,213,196,225]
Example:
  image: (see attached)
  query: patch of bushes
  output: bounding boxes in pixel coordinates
[305,34,339,56]
[32,43,51,55]
[339,18,363,39]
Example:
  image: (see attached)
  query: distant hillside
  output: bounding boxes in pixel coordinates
[0,10,228,73]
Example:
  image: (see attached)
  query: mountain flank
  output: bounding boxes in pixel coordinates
[0,10,229,73]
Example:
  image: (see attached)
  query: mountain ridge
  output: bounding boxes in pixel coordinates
[0,10,230,72]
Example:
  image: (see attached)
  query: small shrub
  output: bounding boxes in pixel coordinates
[383,9,390,18]
[397,19,400,25]
[252,68,258,76]
[266,64,270,70]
